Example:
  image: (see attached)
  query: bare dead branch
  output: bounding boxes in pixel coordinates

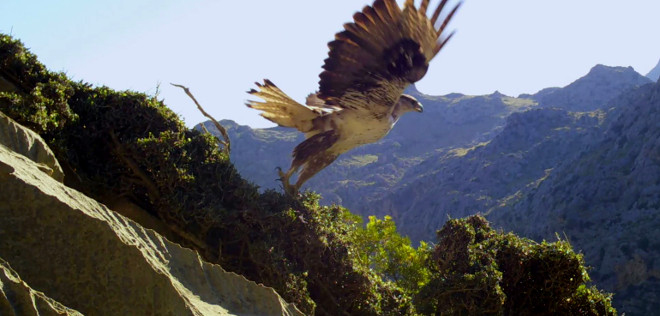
[170,83,231,155]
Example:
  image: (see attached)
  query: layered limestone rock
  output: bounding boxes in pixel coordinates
[1,258,82,316]
[0,111,63,181]
[0,112,303,316]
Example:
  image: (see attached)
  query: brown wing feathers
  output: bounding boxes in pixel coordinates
[432,1,461,56]
[318,0,460,105]
[318,0,400,103]
[419,0,430,15]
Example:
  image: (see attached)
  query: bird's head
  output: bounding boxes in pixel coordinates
[396,94,424,114]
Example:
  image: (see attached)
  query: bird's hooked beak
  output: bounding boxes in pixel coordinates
[414,101,424,113]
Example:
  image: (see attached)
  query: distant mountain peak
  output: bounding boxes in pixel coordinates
[444,92,465,98]
[647,58,660,82]
[218,119,239,128]
[587,64,636,76]
[534,64,651,112]
[404,84,467,100]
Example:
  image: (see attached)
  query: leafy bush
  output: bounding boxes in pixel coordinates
[349,215,432,293]
[415,215,616,315]
[0,35,77,134]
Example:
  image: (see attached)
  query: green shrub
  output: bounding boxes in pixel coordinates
[0,35,77,134]
[415,216,616,315]
[349,215,432,293]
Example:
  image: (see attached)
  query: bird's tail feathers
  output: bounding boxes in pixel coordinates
[247,79,318,133]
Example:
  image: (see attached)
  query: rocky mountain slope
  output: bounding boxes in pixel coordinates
[353,65,651,245]
[488,80,660,315]
[647,58,660,81]
[532,65,651,112]
[369,107,607,243]
[210,64,650,214]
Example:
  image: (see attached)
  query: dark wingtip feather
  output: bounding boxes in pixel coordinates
[264,79,277,87]
[434,30,455,56]
[431,0,449,25]
[372,0,391,21]
[363,5,379,22]
[353,11,371,27]
[437,2,462,38]
[372,0,386,9]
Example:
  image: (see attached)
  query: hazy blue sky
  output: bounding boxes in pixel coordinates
[2,1,659,128]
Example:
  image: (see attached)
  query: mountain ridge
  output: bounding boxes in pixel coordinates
[534,64,651,111]
[209,64,650,208]
[488,80,660,315]
[205,63,656,314]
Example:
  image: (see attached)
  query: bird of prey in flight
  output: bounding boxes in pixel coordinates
[247,0,461,195]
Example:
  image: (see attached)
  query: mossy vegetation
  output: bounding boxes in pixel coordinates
[0,33,616,315]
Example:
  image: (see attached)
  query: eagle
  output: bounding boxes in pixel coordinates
[247,0,461,195]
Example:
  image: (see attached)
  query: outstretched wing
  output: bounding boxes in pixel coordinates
[318,0,460,113]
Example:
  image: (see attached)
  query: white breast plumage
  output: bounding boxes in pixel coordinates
[329,110,396,153]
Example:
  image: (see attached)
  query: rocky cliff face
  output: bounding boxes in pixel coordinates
[368,107,606,243]
[1,258,82,316]
[0,112,303,316]
[488,80,660,315]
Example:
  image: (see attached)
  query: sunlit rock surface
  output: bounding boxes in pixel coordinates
[0,111,303,316]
